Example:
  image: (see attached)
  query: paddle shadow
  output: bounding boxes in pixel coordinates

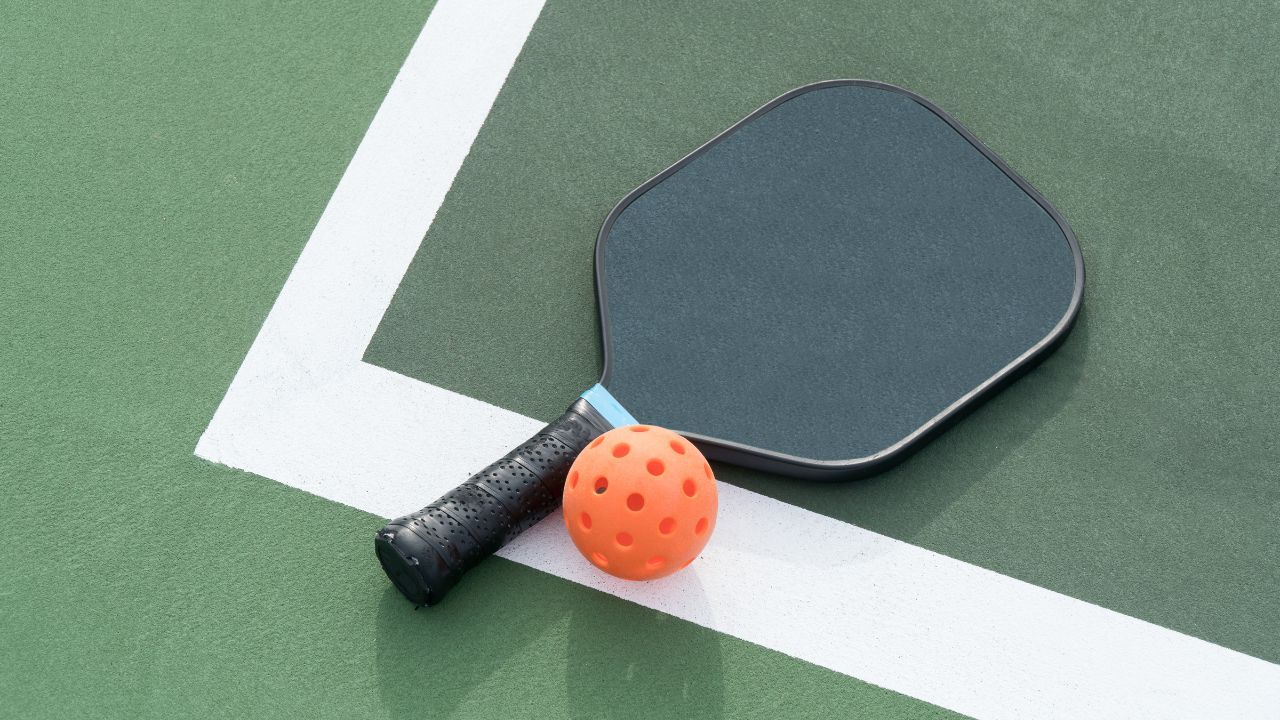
[722,309,1091,545]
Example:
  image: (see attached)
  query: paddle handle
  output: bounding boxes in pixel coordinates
[374,398,610,606]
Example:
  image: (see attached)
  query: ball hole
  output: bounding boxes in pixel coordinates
[626,493,645,511]
[695,517,709,535]
[591,552,609,567]
[645,556,665,570]
[580,512,592,530]
[594,477,608,494]
[658,517,676,535]
[612,443,630,458]
[628,425,650,432]
[669,440,686,455]
[704,462,714,480]
[568,470,578,490]
[590,435,605,448]
[646,459,665,476]
[682,479,697,497]
[616,532,633,547]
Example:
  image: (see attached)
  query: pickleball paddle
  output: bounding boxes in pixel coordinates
[375,80,1084,606]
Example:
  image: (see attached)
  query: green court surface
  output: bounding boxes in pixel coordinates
[369,0,1280,661]
[3,1,1278,718]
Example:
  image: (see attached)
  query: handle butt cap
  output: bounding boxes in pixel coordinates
[375,525,445,607]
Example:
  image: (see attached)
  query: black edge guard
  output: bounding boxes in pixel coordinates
[375,398,612,606]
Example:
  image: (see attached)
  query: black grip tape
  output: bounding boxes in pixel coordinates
[375,398,611,606]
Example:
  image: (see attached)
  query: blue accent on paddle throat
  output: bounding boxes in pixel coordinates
[580,384,638,429]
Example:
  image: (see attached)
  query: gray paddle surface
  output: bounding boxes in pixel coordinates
[599,82,1080,469]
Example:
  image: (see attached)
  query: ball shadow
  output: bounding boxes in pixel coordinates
[565,575,725,720]
[373,562,567,719]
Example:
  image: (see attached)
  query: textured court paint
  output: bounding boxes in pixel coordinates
[0,2,960,719]
[188,0,1280,716]
[367,0,1280,666]
[602,83,1077,460]
[187,0,963,716]
[5,1,1279,719]
[196,0,552,513]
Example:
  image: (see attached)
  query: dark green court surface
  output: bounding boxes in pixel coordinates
[4,0,1278,718]
[368,0,1280,666]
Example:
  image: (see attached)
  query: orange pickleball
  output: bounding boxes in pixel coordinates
[562,425,717,579]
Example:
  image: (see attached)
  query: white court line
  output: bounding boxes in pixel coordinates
[195,1,1280,717]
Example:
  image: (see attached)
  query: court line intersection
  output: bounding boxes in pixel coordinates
[195,1,1280,717]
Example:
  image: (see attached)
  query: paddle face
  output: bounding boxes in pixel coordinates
[375,80,1086,606]
[597,81,1082,478]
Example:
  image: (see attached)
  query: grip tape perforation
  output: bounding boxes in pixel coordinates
[375,398,612,605]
